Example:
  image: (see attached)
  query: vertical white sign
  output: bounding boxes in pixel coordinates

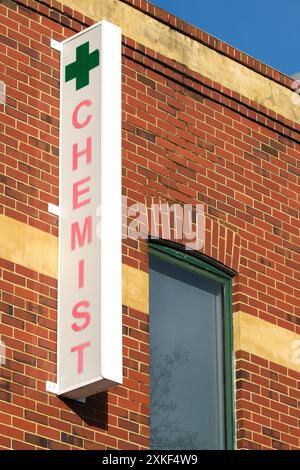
[58,21,122,399]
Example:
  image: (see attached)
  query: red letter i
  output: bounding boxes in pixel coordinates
[78,259,84,289]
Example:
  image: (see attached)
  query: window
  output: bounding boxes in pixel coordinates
[149,242,234,450]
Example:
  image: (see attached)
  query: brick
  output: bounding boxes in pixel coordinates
[12,440,35,450]
[262,426,280,440]
[25,433,49,449]
[12,417,36,433]
[25,410,48,425]
[119,418,139,433]
[13,350,36,366]
[61,432,83,448]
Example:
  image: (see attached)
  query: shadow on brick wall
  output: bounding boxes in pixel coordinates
[62,391,108,431]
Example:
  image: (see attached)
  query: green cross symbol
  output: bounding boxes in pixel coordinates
[65,41,100,91]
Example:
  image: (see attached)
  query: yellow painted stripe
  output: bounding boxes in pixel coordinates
[234,311,300,373]
[0,214,58,278]
[0,215,149,313]
[122,264,148,314]
[63,0,300,124]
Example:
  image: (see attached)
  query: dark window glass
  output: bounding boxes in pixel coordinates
[150,255,225,450]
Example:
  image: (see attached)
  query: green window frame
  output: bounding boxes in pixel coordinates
[149,240,235,450]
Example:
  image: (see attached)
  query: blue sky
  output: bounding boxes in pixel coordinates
[150,0,300,77]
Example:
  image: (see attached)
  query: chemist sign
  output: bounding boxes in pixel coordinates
[57,21,122,399]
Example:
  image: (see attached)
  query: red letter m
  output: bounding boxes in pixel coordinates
[71,215,92,251]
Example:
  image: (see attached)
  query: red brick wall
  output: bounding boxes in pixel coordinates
[236,352,300,450]
[0,0,300,450]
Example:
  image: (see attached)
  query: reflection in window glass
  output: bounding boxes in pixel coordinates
[150,255,225,450]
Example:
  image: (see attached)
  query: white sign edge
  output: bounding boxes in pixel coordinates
[56,20,123,400]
